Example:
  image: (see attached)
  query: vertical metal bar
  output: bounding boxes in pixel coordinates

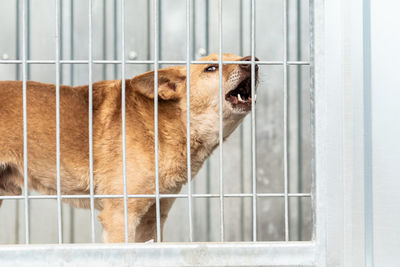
[70,0,74,86]
[286,0,292,242]
[205,160,211,241]
[146,0,151,71]
[250,0,257,242]
[121,0,129,243]
[204,0,209,56]
[310,0,327,265]
[113,0,118,78]
[154,0,162,243]
[15,0,21,244]
[363,0,373,265]
[283,0,290,242]
[190,0,196,240]
[16,0,20,80]
[296,0,303,241]
[186,0,193,242]
[204,0,211,242]
[69,0,75,243]
[191,0,196,60]
[22,0,30,245]
[26,0,30,79]
[60,0,64,84]
[88,0,96,243]
[102,0,107,79]
[55,0,63,244]
[239,0,245,242]
[218,0,224,242]
[310,0,316,244]
[158,0,162,61]
[239,0,244,56]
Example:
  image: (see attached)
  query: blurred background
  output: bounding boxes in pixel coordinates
[0,0,311,243]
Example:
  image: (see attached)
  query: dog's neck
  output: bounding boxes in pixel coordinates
[185,108,247,178]
[125,88,246,184]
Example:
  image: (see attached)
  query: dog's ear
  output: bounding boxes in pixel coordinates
[130,68,186,100]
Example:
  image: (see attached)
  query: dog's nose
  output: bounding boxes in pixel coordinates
[240,56,259,72]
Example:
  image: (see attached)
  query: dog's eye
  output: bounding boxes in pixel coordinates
[205,66,218,72]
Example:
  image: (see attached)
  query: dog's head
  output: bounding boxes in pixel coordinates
[190,53,259,115]
[130,53,259,138]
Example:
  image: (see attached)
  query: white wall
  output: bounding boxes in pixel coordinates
[321,0,400,266]
[371,1,400,266]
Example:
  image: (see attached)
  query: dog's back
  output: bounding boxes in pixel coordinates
[0,80,164,208]
[0,81,91,202]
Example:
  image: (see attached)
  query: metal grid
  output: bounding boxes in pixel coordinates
[0,0,317,266]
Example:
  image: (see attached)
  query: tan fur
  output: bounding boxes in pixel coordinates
[0,53,258,242]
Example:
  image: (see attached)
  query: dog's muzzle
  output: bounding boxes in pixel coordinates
[225,56,259,112]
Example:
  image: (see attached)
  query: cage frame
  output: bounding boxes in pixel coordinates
[0,0,369,266]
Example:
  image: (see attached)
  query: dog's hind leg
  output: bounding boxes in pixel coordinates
[0,163,23,208]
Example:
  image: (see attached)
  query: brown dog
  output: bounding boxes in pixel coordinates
[0,53,258,243]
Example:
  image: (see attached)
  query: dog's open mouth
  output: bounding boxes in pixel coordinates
[225,77,254,111]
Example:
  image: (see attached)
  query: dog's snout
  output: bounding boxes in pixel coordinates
[240,56,259,72]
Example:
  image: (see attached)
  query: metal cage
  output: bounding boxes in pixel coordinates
[1,0,384,266]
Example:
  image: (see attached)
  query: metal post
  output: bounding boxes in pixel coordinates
[102,0,107,79]
[22,0,30,245]
[55,0,63,244]
[121,0,129,243]
[296,0,304,241]
[186,0,193,242]
[239,0,245,242]
[26,0,30,80]
[69,0,75,243]
[158,0,162,61]
[311,0,327,265]
[70,0,74,86]
[283,0,290,241]
[218,0,224,242]
[15,0,21,244]
[204,0,211,242]
[16,0,20,81]
[154,0,162,243]
[363,0,373,265]
[113,0,118,79]
[88,0,96,243]
[250,0,257,242]
[146,0,151,71]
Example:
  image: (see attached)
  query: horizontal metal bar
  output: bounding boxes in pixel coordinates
[0,193,312,200]
[0,59,310,65]
[0,242,317,267]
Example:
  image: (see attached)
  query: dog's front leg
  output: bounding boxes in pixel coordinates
[135,197,176,242]
[98,198,154,243]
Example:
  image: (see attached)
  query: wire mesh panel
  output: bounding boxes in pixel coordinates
[0,0,317,266]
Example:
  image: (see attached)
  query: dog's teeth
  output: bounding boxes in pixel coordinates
[238,94,243,101]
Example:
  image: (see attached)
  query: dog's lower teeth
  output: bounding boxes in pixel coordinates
[238,94,243,101]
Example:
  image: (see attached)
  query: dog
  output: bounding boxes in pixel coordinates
[0,53,259,243]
